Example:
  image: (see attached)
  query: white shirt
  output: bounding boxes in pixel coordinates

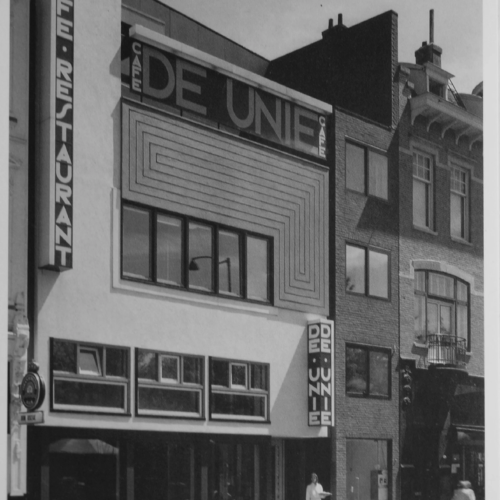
[306,482,323,500]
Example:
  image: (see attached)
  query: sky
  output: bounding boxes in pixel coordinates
[159,0,483,95]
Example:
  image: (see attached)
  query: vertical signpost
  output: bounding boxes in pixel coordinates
[307,320,334,426]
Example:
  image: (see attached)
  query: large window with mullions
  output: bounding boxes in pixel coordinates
[414,271,470,347]
[121,203,272,303]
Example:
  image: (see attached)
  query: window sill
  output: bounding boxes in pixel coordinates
[345,290,391,302]
[114,278,278,316]
[346,393,391,401]
[413,225,438,236]
[450,236,473,246]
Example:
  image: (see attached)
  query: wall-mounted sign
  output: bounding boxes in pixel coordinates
[128,39,327,160]
[307,320,334,426]
[20,369,46,412]
[19,411,45,425]
[39,0,74,270]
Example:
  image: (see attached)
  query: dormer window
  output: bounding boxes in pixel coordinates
[429,79,444,97]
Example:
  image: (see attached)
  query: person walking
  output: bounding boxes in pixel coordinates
[306,473,324,500]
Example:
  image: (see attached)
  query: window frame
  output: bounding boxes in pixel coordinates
[412,151,435,231]
[209,357,270,423]
[414,270,470,350]
[135,348,205,419]
[345,344,392,399]
[345,243,391,301]
[121,201,273,304]
[345,140,389,201]
[50,338,130,415]
[450,166,470,241]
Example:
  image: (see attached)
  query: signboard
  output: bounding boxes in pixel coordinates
[307,320,334,426]
[20,371,46,411]
[128,40,327,160]
[39,0,74,271]
[53,0,74,269]
[19,411,45,425]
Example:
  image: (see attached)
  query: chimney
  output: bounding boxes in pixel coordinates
[414,9,442,67]
[322,13,347,38]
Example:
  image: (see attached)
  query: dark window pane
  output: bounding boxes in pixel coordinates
[346,143,365,193]
[188,222,213,291]
[52,340,76,373]
[212,360,229,387]
[346,348,368,394]
[247,237,269,301]
[414,294,426,343]
[369,351,389,397]
[183,357,202,385]
[161,356,179,382]
[122,205,151,280]
[231,364,247,388]
[79,347,102,376]
[346,245,365,293]
[368,151,388,199]
[212,393,266,418]
[106,348,127,377]
[138,387,200,414]
[137,350,157,380]
[157,214,183,286]
[368,250,389,298]
[54,380,125,409]
[251,364,268,390]
[218,230,241,296]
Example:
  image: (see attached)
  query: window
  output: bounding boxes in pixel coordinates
[51,339,129,414]
[413,271,469,347]
[450,167,470,240]
[136,349,204,418]
[122,203,272,303]
[210,358,269,422]
[346,345,391,398]
[345,244,389,299]
[413,152,434,229]
[346,142,388,200]
[429,79,445,97]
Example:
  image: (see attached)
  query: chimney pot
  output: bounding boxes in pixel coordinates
[328,18,333,29]
[338,13,343,26]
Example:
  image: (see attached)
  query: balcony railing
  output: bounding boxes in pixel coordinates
[427,334,467,368]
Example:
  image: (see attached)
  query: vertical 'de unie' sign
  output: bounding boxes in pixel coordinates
[308,320,334,426]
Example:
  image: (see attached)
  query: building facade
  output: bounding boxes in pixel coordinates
[7,3,483,500]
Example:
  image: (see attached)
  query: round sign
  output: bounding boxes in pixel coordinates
[20,372,46,411]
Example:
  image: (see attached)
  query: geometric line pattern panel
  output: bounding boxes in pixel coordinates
[122,103,329,314]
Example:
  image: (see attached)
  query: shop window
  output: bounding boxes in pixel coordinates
[136,349,204,418]
[345,345,391,398]
[209,358,269,422]
[122,203,272,303]
[346,142,388,200]
[346,439,390,500]
[345,244,390,299]
[51,339,129,414]
[450,167,470,241]
[413,152,434,230]
[414,271,470,348]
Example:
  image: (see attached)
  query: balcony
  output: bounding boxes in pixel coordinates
[427,334,467,368]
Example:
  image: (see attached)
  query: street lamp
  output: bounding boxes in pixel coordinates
[188,256,232,293]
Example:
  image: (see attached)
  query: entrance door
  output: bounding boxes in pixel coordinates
[209,443,258,500]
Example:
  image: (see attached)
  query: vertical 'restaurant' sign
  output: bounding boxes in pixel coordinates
[53,0,74,269]
[307,320,334,426]
[39,0,74,270]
